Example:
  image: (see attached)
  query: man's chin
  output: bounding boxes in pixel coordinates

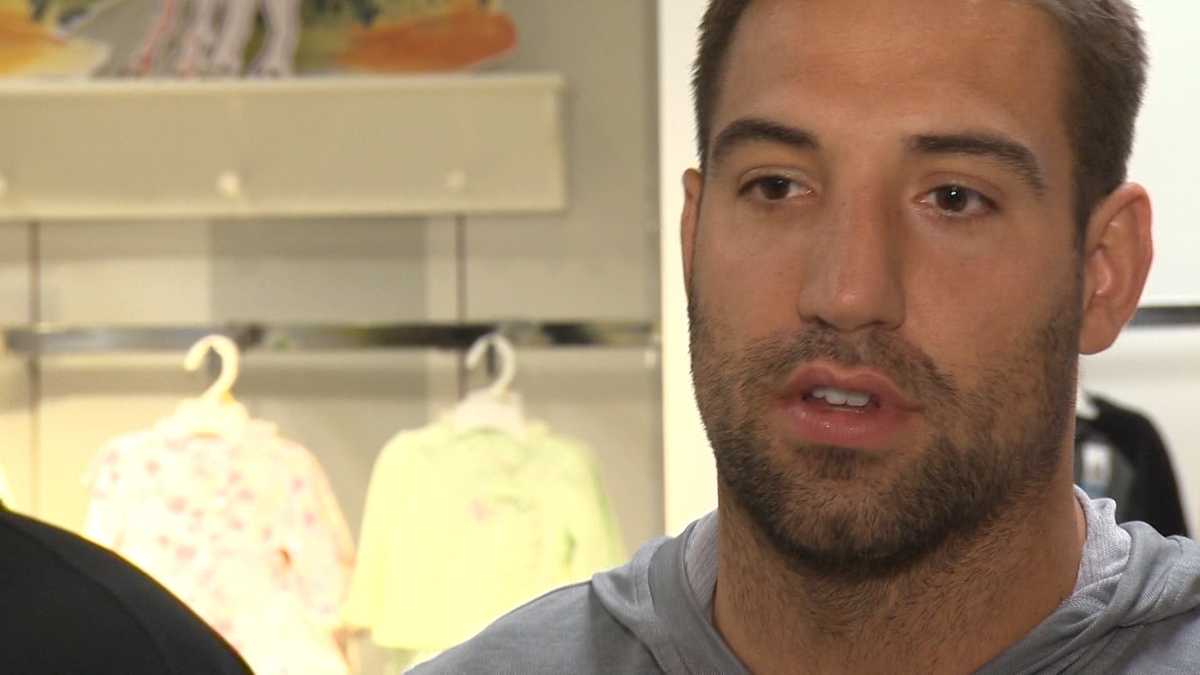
[755,439,912,491]
[723,451,971,579]
[759,501,952,580]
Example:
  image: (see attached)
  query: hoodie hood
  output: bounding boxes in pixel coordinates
[979,493,1200,674]
[592,514,745,674]
[592,489,1200,675]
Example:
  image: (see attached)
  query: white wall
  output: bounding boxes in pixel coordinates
[659,0,1200,533]
[658,0,714,535]
[1080,0,1200,533]
[1127,0,1200,305]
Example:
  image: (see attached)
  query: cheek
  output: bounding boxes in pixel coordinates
[907,242,1071,387]
[700,241,811,341]
[695,216,808,337]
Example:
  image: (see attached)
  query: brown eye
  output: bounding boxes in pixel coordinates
[759,177,793,200]
[922,184,996,218]
[742,176,806,201]
[936,185,970,212]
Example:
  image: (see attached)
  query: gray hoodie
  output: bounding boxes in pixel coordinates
[414,490,1200,674]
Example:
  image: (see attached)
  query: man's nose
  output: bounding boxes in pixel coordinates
[796,193,906,333]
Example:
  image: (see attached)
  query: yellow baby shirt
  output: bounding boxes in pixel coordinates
[343,420,624,654]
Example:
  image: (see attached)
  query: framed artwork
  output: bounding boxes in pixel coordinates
[1,0,517,79]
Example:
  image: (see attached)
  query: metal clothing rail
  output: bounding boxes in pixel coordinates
[0,303,1189,355]
[1,320,659,355]
[1129,305,1200,329]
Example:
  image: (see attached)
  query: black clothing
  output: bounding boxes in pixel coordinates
[1076,394,1188,538]
[0,504,253,674]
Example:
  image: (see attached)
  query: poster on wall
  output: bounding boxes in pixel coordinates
[0,0,516,79]
[294,0,517,74]
[0,0,112,77]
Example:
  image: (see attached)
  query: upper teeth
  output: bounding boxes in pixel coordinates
[811,386,872,408]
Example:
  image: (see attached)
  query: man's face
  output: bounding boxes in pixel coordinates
[686,0,1083,577]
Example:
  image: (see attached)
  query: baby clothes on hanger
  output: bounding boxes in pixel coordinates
[343,418,625,658]
[84,409,356,675]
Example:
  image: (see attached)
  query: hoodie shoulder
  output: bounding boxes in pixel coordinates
[1086,605,1200,674]
[411,580,664,675]
[1083,527,1200,673]
[1051,523,1200,674]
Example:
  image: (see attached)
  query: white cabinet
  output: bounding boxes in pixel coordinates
[0,75,565,221]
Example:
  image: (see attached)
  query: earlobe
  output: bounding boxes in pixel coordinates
[1078,183,1153,355]
[681,169,705,286]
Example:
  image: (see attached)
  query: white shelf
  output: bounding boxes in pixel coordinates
[0,74,566,221]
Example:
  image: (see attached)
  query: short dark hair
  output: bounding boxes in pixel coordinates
[691,0,1148,235]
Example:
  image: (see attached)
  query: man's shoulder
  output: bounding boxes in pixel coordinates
[412,580,662,675]
[1104,605,1200,673]
[0,508,251,674]
[1083,527,1200,673]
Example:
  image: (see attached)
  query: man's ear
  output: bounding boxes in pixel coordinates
[1078,182,1153,355]
[681,168,704,286]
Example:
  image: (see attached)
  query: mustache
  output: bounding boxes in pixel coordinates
[686,287,962,417]
[721,322,961,409]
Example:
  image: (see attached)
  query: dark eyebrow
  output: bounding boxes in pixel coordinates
[910,133,1047,195]
[710,117,820,167]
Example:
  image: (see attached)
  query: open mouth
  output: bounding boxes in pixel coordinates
[780,365,919,450]
[802,385,880,411]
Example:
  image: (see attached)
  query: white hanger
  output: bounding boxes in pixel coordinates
[448,332,527,437]
[466,332,517,398]
[172,334,250,438]
[185,335,241,404]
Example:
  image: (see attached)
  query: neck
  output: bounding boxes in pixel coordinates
[712,471,1086,674]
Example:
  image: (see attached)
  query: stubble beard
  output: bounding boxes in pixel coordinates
[688,289,1079,582]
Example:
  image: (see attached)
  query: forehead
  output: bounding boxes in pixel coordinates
[715,0,1073,171]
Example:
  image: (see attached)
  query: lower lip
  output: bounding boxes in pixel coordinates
[780,397,914,451]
